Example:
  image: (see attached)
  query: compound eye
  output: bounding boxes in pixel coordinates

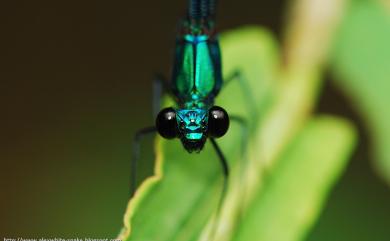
[156,107,178,139]
[208,106,229,138]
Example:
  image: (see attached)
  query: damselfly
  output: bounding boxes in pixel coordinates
[131,0,247,202]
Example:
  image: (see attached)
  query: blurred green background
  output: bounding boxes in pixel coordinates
[1,0,389,240]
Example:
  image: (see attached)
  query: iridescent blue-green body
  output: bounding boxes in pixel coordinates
[154,0,229,153]
[170,17,224,152]
[172,32,222,108]
[131,0,229,200]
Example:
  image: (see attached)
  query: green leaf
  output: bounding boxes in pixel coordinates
[119,26,280,241]
[232,116,357,241]
[330,0,390,184]
[119,22,357,240]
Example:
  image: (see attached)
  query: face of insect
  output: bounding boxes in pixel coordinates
[176,109,208,153]
[156,106,229,153]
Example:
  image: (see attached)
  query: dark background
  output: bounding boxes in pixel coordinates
[1,0,389,240]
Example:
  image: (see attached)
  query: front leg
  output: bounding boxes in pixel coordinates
[152,73,171,118]
[230,115,249,157]
[208,138,229,240]
[130,126,157,197]
[223,70,257,115]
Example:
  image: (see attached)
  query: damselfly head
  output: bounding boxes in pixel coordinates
[155,106,229,153]
[176,109,208,153]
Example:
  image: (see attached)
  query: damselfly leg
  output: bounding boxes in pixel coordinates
[207,76,252,236]
[209,138,229,239]
[130,126,157,197]
[229,115,249,156]
[152,74,170,118]
[224,70,257,115]
[130,75,170,197]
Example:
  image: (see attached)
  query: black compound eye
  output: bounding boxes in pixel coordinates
[208,106,229,138]
[156,107,178,139]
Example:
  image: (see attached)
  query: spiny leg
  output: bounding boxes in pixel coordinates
[229,115,251,223]
[209,138,229,240]
[230,115,249,156]
[152,74,170,118]
[224,73,259,223]
[130,126,157,198]
[210,138,229,177]
[229,116,249,180]
[223,70,240,87]
[224,70,257,115]
[130,74,171,197]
